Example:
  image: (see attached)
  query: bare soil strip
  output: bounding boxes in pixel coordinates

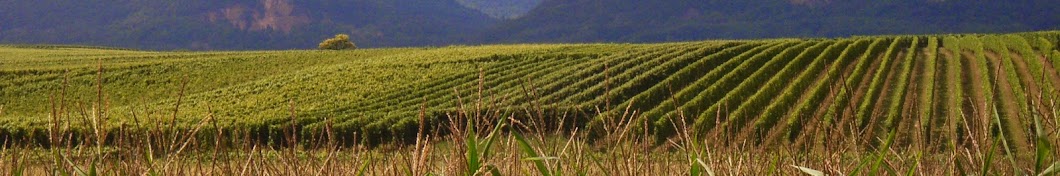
[1037,53,1060,125]
[898,48,925,148]
[935,48,958,149]
[960,51,989,133]
[811,56,861,124]
[1007,49,1054,118]
[813,47,890,148]
[863,51,902,142]
[772,49,854,148]
[1036,54,1060,101]
[984,50,1033,153]
[842,49,888,121]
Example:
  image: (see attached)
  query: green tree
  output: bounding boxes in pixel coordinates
[318,34,357,50]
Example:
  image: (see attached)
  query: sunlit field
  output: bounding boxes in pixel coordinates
[2,31,1060,175]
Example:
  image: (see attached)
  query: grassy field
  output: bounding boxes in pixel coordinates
[2,31,1060,175]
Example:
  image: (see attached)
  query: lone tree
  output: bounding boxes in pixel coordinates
[318,34,357,50]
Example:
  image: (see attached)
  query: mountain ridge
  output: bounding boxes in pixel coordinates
[476,0,1059,44]
[0,0,1056,50]
[0,0,496,50]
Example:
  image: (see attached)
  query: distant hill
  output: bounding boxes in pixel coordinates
[477,0,1060,44]
[0,0,496,50]
[0,0,1057,50]
[455,0,543,19]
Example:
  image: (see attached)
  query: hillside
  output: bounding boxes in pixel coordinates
[0,0,495,50]
[3,31,1059,154]
[480,0,1060,43]
[1,0,1057,50]
[455,0,543,19]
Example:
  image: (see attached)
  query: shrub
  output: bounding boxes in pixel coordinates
[318,34,357,50]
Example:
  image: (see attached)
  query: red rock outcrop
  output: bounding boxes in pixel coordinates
[206,0,310,33]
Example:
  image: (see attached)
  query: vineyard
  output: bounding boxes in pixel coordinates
[2,31,1060,161]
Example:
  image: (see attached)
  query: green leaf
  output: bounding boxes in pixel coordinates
[466,117,481,174]
[1040,162,1060,176]
[467,130,481,174]
[1035,117,1053,173]
[871,127,900,175]
[691,162,702,176]
[485,165,503,176]
[906,152,921,176]
[588,154,607,175]
[981,137,1000,175]
[522,156,560,161]
[790,165,824,176]
[52,163,72,176]
[357,157,373,176]
[513,131,551,176]
[480,118,507,162]
[84,162,98,176]
[11,165,23,176]
[697,158,715,176]
[954,157,965,176]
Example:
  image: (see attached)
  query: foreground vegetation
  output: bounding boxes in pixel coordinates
[2,31,1060,174]
[4,95,1055,175]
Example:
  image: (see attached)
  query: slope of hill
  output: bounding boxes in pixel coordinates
[3,31,1059,152]
[0,0,496,50]
[456,0,543,19]
[1,0,1057,50]
[479,0,1060,44]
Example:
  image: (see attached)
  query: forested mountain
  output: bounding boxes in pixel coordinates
[477,0,1060,44]
[0,0,495,50]
[0,0,1056,50]
[455,0,543,19]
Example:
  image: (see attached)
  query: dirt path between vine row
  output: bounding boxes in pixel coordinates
[983,50,1032,154]
[896,49,924,147]
[935,48,959,149]
[841,49,889,121]
[807,47,891,149]
[960,51,989,128]
[932,47,966,149]
[1007,49,1054,118]
[936,48,955,111]
[784,49,859,148]
[863,51,903,141]
[1036,54,1060,99]
[811,55,860,123]
[1038,53,1060,125]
